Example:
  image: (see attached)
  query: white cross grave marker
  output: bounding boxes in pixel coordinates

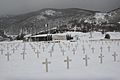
[5,52,11,61]
[117,42,119,46]
[49,50,53,57]
[83,55,90,66]
[112,52,118,62]
[21,51,27,60]
[100,46,103,53]
[42,58,51,72]
[64,56,72,69]
[107,46,111,52]
[7,44,9,50]
[72,48,76,55]
[91,47,95,53]
[0,48,4,55]
[39,45,41,49]
[12,48,16,54]
[35,50,40,58]
[82,46,85,54]
[61,49,65,56]
[98,53,104,64]
[43,46,45,52]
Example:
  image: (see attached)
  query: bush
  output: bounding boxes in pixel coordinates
[105,34,110,39]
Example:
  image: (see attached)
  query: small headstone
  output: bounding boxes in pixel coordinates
[91,47,95,53]
[89,44,91,48]
[12,48,16,54]
[98,53,104,64]
[49,50,53,57]
[21,51,27,60]
[117,42,119,46]
[39,45,41,49]
[42,58,51,72]
[107,46,111,52]
[82,47,85,54]
[100,46,103,53]
[72,48,76,55]
[43,46,45,52]
[5,52,11,61]
[112,52,118,62]
[61,49,65,56]
[35,50,40,58]
[7,44,9,50]
[0,48,4,55]
[32,47,36,52]
[83,55,90,66]
[64,56,72,69]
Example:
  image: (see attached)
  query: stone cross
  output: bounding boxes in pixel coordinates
[117,42,119,46]
[61,49,65,56]
[68,45,70,50]
[0,48,4,55]
[42,58,51,72]
[91,47,95,53]
[22,46,26,52]
[43,46,45,52]
[51,45,54,52]
[83,55,90,66]
[100,46,103,53]
[12,48,16,54]
[39,45,41,49]
[75,44,78,49]
[82,47,85,54]
[21,51,27,60]
[35,50,40,58]
[112,52,118,62]
[89,44,91,48]
[98,53,104,64]
[72,48,76,55]
[33,47,36,52]
[102,41,104,45]
[49,50,53,57]
[7,44,9,50]
[5,52,11,61]
[107,46,111,52]
[15,46,17,50]
[64,56,72,69]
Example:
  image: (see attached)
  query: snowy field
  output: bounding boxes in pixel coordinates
[0,32,120,80]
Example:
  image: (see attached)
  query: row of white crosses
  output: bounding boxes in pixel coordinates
[21,43,27,60]
[4,43,20,61]
[42,56,72,72]
[48,44,55,57]
[35,50,41,58]
[42,52,119,72]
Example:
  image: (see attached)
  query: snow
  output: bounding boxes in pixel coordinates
[36,15,46,20]
[42,10,56,16]
[94,13,107,20]
[0,32,120,80]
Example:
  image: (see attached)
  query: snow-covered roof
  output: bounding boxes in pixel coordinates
[24,34,32,38]
[31,34,49,37]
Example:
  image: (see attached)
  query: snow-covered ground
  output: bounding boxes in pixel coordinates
[0,32,120,80]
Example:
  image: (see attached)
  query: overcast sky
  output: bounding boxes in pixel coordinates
[0,0,120,15]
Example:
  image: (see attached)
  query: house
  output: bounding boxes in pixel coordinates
[24,33,73,42]
[52,34,67,41]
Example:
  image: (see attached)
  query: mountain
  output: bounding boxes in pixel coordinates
[0,8,98,35]
[0,8,120,35]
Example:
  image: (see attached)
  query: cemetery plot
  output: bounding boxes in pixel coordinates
[0,32,120,80]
